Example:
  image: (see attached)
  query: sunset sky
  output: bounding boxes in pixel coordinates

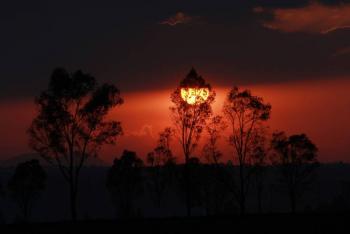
[1,0,350,163]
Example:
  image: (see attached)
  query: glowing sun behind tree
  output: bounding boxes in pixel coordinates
[170,68,215,216]
[180,87,210,105]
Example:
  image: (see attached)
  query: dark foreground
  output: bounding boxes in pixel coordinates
[1,213,349,234]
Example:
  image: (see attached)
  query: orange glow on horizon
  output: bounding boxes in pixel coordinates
[1,78,350,163]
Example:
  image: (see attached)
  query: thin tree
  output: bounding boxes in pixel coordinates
[106,150,144,218]
[8,159,47,222]
[28,68,123,220]
[250,129,269,214]
[200,115,231,215]
[0,177,4,224]
[202,115,227,165]
[0,178,3,198]
[271,131,318,213]
[179,157,205,211]
[223,87,271,214]
[170,68,215,216]
[147,127,176,208]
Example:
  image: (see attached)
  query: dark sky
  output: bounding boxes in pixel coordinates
[1,0,350,99]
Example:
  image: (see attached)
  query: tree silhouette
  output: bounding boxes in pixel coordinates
[271,131,318,213]
[200,115,232,215]
[8,160,46,222]
[250,129,269,213]
[0,178,3,198]
[202,115,227,164]
[146,127,176,208]
[200,163,235,215]
[223,87,271,214]
[106,150,144,218]
[0,176,5,223]
[170,68,215,216]
[28,68,123,220]
[177,157,205,211]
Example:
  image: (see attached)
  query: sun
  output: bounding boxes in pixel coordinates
[180,87,209,105]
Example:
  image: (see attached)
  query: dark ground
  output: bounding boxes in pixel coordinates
[1,163,350,222]
[1,213,349,234]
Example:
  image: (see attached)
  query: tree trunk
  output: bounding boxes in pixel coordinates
[239,164,246,215]
[69,181,78,221]
[155,169,162,208]
[185,153,191,217]
[290,188,296,214]
[23,208,28,223]
[257,185,262,214]
[22,200,30,223]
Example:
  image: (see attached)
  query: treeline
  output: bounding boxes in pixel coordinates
[0,67,320,222]
[0,154,320,222]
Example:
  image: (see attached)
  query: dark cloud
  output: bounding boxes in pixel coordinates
[1,0,350,99]
[255,2,350,34]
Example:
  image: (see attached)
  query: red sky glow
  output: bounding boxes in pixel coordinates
[1,78,349,164]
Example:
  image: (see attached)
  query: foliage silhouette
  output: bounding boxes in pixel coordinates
[170,68,215,216]
[106,150,144,218]
[28,68,123,220]
[223,87,271,214]
[271,131,319,213]
[8,159,46,222]
[146,127,177,208]
[174,157,236,215]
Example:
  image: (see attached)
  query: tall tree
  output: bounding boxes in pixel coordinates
[223,87,271,214]
[0,177,4,224]
[178,157,205,211]
[147,127,176,167]
[250,129,269,214]
[202,115,227,164]
[170,68,215,216]
[271,131,318,213]
[106,150,144,218]
[28,68,123,220]
[8,160,46,222]
[0,177,3,198]
[201,115,231,215]
[147,127,176,208]
[199,163,234,215]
